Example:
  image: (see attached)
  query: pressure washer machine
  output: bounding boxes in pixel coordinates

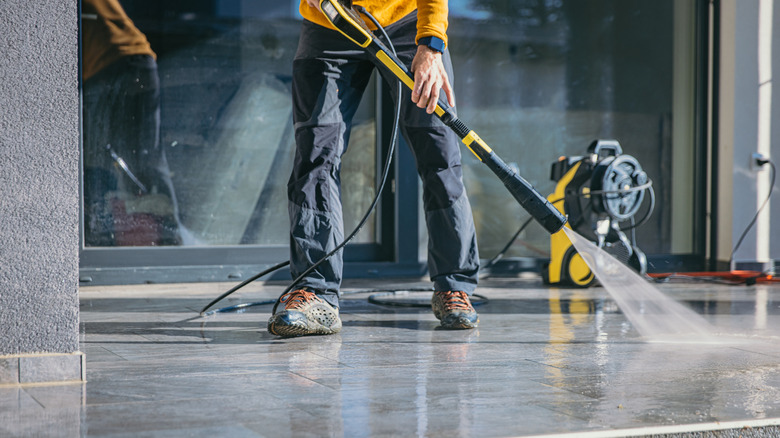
[543,140,655,287]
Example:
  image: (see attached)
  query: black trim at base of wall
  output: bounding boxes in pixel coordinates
[732,260,779,274]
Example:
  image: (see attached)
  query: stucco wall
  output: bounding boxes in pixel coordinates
[0,0,80,354]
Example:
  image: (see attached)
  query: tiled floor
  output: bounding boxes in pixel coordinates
[3,275,780,437]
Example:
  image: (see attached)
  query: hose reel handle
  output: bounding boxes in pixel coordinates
[587,139,623,160]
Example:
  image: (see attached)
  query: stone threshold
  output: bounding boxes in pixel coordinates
[0,352,85,386]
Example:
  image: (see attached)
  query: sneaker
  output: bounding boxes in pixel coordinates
[431,291,479,329]
[267,289,342,337]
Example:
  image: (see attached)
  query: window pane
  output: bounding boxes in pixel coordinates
[81,0,377,247]
[449,0,694,258]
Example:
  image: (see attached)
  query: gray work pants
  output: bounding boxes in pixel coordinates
[289,13,479,307]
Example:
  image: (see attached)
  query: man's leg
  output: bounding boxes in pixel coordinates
[83,63,121,247]
[269,21,373,337]
[379,14,480,328]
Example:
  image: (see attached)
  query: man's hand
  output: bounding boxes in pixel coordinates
[410,45,454,114]
[305,0,321,11]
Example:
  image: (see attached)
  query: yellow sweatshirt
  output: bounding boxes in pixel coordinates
[300,0,449,47]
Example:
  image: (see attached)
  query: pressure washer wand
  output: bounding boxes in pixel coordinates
[319,0,567,234]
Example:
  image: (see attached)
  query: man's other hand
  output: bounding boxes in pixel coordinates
[410,45,454,114]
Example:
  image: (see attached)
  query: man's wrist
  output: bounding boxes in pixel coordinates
[417,36,445,53]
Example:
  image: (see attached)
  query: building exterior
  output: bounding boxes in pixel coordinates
[0,0,777,383]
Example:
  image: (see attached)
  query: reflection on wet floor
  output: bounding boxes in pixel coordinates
[480,296,780,316]
[3,278,780,437]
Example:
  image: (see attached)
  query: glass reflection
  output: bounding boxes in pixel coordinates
[81,0,377,247]
[81,0,692,256]
[82,0,181,246]
[449,0,686,258]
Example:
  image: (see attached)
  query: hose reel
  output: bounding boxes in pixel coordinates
[592,153,648,221]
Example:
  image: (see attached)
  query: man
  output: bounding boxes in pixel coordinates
[267,0,480,337]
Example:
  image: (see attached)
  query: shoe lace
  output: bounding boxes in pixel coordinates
[439,291,472,311]
[279,289,318,311]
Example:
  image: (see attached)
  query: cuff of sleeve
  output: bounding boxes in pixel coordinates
[417,36,446,53]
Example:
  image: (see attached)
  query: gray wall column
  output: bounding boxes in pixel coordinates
[0,0,84,383]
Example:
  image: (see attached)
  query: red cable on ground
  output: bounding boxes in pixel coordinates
[648,271,779,285]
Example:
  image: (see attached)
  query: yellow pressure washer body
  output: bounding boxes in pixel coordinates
[543,140,652,287]
[545,160,595,287]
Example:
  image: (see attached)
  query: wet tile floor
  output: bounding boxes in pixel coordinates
[4,276,780,437]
